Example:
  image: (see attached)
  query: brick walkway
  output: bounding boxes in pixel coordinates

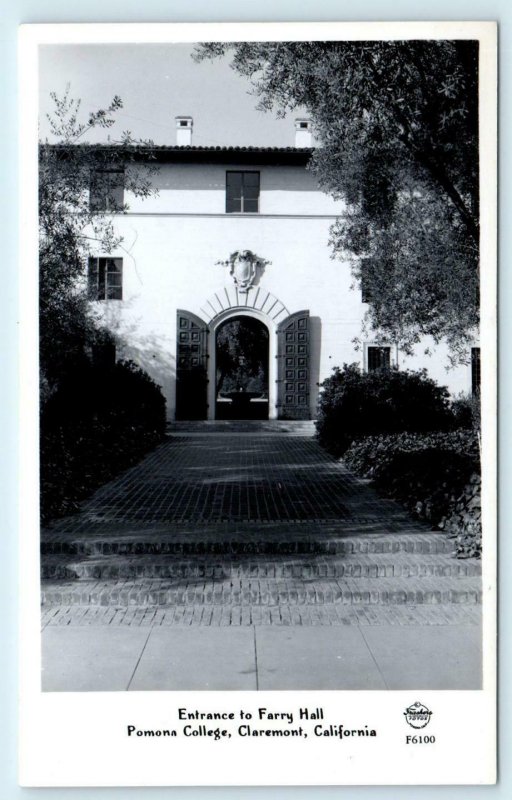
[43,429,439,533]
[41,427,482,628]
[47,433,366,527]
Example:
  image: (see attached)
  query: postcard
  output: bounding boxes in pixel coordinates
[19,20,496,786]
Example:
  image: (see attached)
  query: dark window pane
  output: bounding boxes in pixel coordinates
[226,172,243,189]
[107,183,124,211]
[226,195,241,213]
[368,346,391,372]
[98,259,106,299]
[243,172,259,212]
[243,197,258,213]
[226,172,243,212]
[244,183,259,199]
[108,288,122,300]
[106,284,122,300]
[243,172,260,187]
[106,258,122,274]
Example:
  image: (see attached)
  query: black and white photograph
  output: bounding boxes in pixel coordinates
[18,20,496,787]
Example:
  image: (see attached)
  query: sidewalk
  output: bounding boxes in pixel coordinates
[42,623,481,691]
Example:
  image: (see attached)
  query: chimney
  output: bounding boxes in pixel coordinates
[175,116,193,146]
[294,118,312,147]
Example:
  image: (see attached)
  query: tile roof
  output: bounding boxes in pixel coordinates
[43,143,314,164]
[45,144,314,153]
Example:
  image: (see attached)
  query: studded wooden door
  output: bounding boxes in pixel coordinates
[277,310,310,420]
[175,310,209,420]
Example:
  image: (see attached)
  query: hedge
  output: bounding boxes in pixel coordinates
[343,430,481,556]
[40,360,166,523]
[316,364,453,456]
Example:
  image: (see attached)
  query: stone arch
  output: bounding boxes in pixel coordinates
[201,287,289,420]
[200,286,289,326]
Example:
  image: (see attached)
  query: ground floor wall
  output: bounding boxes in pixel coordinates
[91,215,477,420]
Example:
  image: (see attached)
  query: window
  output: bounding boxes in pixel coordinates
[471,347,481,395]
[226,171,260,213]
[90,168,125,212]
[367,346,391,372]
[88,257,123,301]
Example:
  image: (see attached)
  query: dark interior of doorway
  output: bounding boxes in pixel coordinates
[215,315,269,420]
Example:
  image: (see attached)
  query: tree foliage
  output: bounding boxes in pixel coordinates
[39,87,157,397]
[195,41,479,357]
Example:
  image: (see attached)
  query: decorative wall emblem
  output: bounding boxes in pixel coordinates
[217,250,271,294]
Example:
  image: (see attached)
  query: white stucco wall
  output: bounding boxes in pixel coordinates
[125,162,341,216]
[90,159,475,420]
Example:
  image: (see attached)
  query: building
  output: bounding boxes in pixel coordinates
[85,116,479,421]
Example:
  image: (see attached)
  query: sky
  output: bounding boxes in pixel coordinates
[39,44,307,147]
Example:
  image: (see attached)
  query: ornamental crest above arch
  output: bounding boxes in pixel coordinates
[216,250,271,294]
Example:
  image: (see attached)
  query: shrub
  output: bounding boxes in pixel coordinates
[450,391,481,432]
[40,360,166,523]
[316,364,453,455]
[344,430,480,533]
[442,473,482,558]
[42,359,166,434]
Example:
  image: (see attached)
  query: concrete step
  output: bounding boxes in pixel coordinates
[41,574,482,608]
[41,532,456,557]
[41,552,481,581]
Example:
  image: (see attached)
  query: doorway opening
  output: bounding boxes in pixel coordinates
[215,315,269,420]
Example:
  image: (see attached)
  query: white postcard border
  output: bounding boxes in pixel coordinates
[18,20,497,788]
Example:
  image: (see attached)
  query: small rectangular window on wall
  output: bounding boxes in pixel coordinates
[90,168,125,212]
[88,257,123,300]
[226,171,260,213]
[367,346,391,372]
[471,347,481,395]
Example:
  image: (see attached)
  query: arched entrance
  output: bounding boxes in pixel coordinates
[175,302,311,421]
[215,315,269,420]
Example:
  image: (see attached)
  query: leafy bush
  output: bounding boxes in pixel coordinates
[316,364,453,455]
[41,360,166,523]
[450,391,481,432]
[344,430,480,530]
[441,473,482,558]
[42,359,166,433]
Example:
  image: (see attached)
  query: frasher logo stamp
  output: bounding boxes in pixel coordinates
[404,702,433,729]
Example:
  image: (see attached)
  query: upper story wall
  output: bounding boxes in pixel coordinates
[124,160,344,216]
